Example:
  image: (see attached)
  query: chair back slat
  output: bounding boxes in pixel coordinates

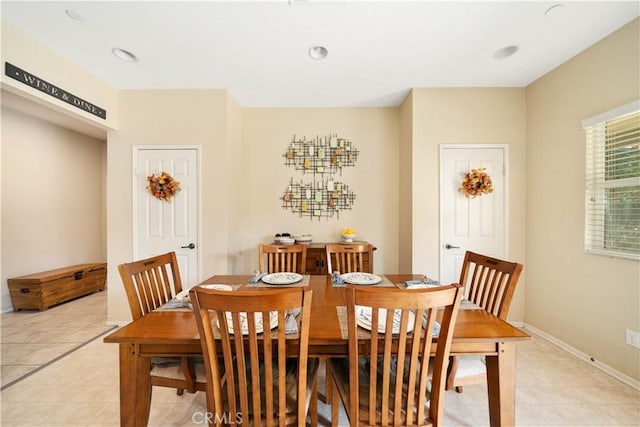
[460,251,523,320]
[118,252,183,320]
[325,243,373,275]
[191,287,314,427]
[259,244,307,275]
[344,283,463,426]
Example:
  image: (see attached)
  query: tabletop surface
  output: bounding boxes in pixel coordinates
[104,274,530,346]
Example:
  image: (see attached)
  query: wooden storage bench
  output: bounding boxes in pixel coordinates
[8,263,107,311]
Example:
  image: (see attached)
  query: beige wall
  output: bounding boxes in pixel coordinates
[1,107,106,311]
[225,93,244,270]
[106,89,231,322]
[409,88,528,321]
[525,18,640,381]
[239,108,400,274]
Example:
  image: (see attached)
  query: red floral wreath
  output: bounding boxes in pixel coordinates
[459,167,493,198]
[146,172,181,201]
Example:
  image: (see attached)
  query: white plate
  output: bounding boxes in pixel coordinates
[199,284,233,291]
[219,311,279,335]
[355,305,415,334]
[340,272,382,285]
[261,272,303,285]
[176,284,233,302]
[406,283,442,289]
[175,289,189,299]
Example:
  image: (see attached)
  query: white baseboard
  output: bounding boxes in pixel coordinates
[522,322,640,391]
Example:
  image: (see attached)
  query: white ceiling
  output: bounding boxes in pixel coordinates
[1,1,638,108]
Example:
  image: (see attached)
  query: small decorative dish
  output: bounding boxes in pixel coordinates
[340,272,382,285]
[219,311,279,335]
[293,234,312,244]
[199,284,233,291]
[355,305,415,334]
[261,272,303,285]
[342,233,357,243]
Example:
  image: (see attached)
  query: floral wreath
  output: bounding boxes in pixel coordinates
[146,172,181,201]
[459,167,493,198]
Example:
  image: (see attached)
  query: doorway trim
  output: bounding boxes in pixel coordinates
[438,143,510,281]
[131,145,202,281]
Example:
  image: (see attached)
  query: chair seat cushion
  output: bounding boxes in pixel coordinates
[455,355,486,377]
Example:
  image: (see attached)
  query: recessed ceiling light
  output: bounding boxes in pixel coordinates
[492,45,519,60]
[65,9,83,21]
[111,47,138,62]
[309,46,328,60]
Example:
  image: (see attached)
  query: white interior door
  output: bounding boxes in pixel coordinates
[134,147,199,287]
[440,145,507,284]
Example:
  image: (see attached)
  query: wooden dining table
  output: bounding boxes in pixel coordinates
[104,274,531,427]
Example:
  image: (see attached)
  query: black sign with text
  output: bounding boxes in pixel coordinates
[5,62,107,120]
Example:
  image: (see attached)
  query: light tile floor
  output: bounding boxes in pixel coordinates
[1,291,115,389]
[1,292,639,426]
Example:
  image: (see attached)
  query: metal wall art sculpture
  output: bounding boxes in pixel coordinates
[281,134,358,220]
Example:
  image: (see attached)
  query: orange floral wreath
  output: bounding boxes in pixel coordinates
[459,167,493,198]
[146,172,181,201]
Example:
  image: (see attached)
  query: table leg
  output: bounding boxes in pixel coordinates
[485,342,516,427]
[119,343,152,427]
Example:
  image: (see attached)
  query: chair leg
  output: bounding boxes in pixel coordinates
[445,355,458,391]
[330,375,339,427]
[309,375,319,427]
[182,357,197,394]
[324,358,332,404]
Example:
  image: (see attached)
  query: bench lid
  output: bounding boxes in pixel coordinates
[8,263,107,283]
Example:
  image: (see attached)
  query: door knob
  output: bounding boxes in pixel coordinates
[444,243,460,249]
[181,243,196,249]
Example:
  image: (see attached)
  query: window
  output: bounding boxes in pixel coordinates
[582,101,640,260]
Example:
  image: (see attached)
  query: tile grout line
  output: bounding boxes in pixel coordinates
[0,325,117,391]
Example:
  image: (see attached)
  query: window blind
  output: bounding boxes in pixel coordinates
[583,104,640,260]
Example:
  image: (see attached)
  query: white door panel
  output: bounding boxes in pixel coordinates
[440,146,507,284]
[134,147,199,287]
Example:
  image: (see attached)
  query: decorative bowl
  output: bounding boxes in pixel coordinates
[342,233,357,243]
[294,234,312,244]
[277,237,295,245]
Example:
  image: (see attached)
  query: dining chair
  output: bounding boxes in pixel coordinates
[259,243,308,274]
[118,251,206,396]
[325,243,373,275]
[324,242,375,405]
[329,283,463,427]
[446,250,523,393]
[190,286,319,427]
